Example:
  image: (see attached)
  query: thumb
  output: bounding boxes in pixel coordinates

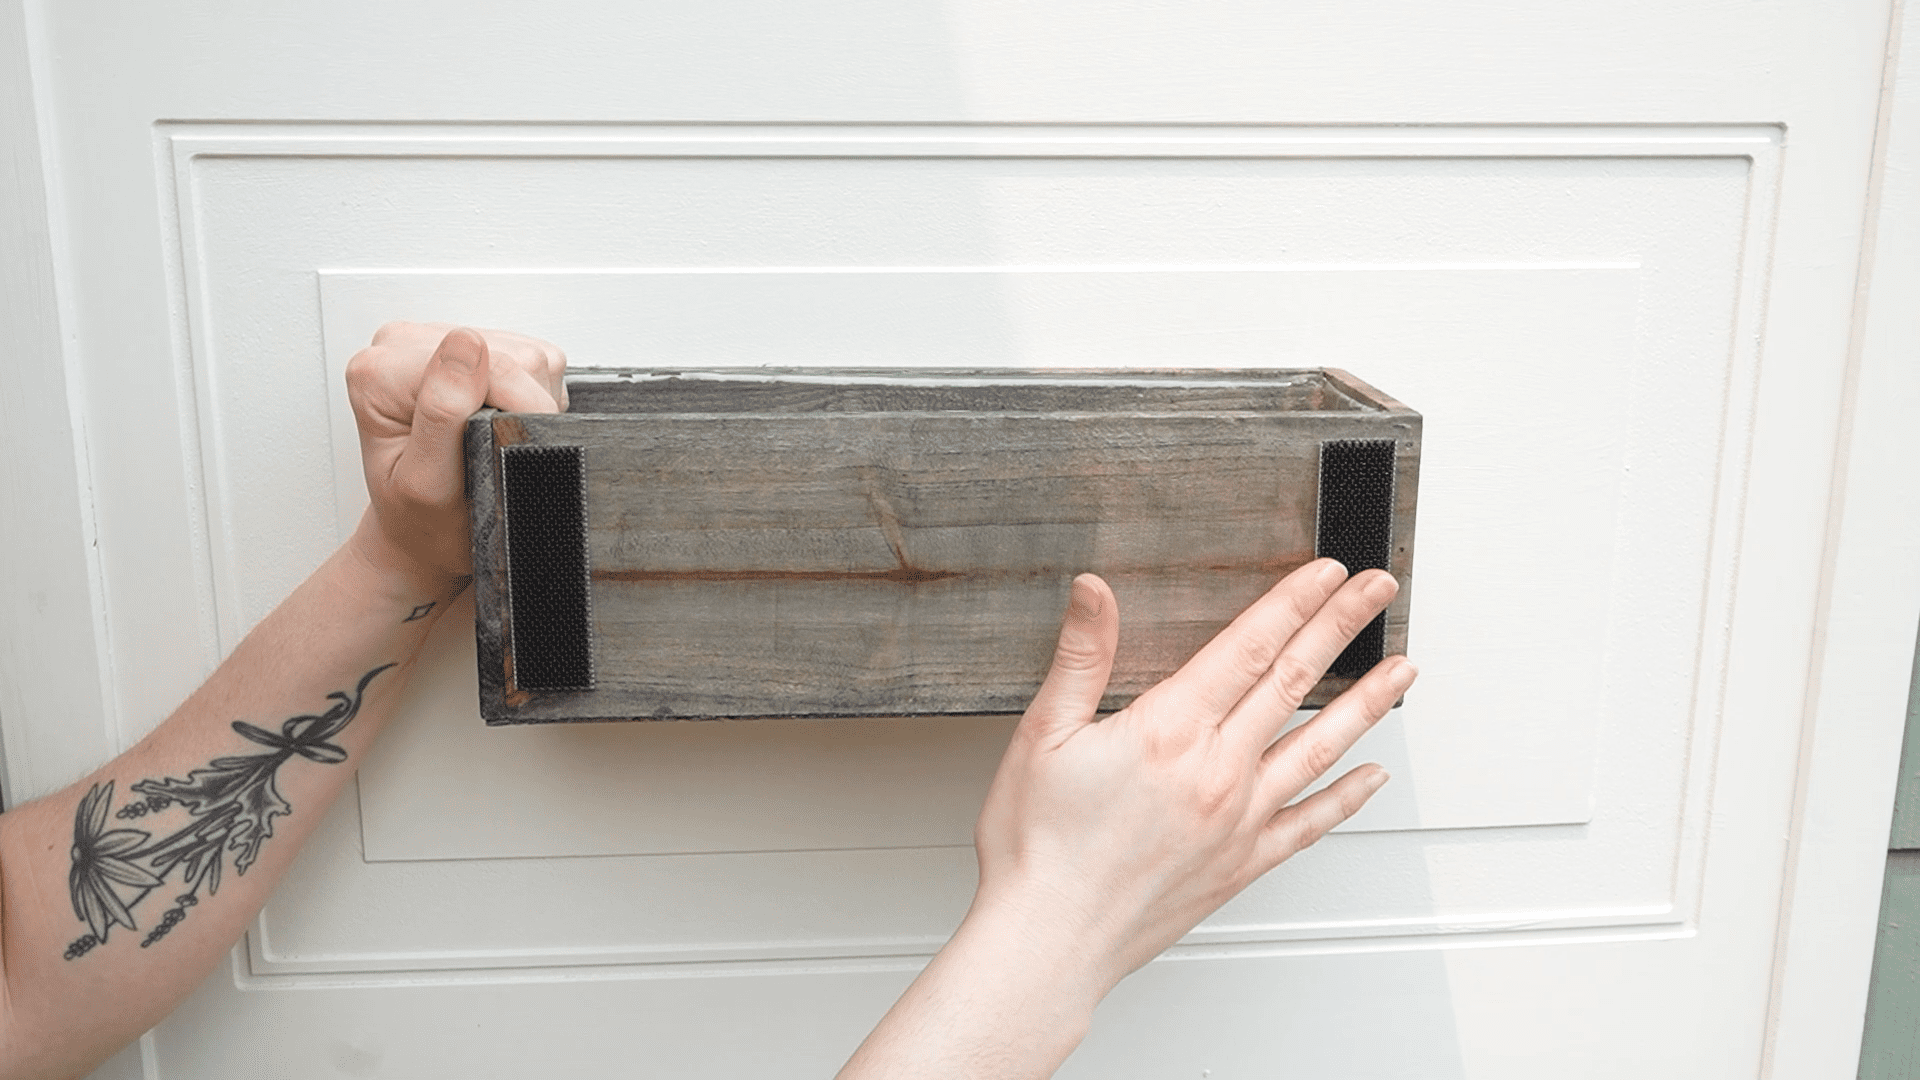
[1020,574,1119,740]
[392,328,490,509]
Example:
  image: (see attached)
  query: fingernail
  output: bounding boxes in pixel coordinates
[1365,571,1398,600]
[441,331,482,373]
[1321,558,1348,583]
[1366,770,1390,791]
[1069,576,1103,620]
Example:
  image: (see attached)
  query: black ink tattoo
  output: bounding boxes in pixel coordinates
[403,602,436,623]
[64,663,394,960]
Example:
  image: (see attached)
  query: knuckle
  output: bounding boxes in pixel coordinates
[415,371,483,422]
[511,348,547,379]
[1051,633,1107,674]
[412,391,470,428]
[388,471,438,511]
[1293,734,1343,781]
[1268,818,1313,863]
[1190,768,1241,819]
[1138,721,1195,762]
[1338,604,1378,642]
[1282,588,1322,628]
[1269,654,1321,703]
[344,347,384,388]
[1296,815,1336,853]
[371,321,418,345]
[391,469,460,514]
[1227,632,1279,682]
[1304,797,1350,838]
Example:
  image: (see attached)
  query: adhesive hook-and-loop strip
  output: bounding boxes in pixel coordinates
[500,444,596,691]
[1316,439,1396,679]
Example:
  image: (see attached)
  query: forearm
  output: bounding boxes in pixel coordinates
[837,891,1115,1080]
[0,516,460,1080]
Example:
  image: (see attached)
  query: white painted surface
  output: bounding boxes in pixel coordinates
[0,2,1910,1077]
[215,131,1704,979]
[0,2,142,1077]
[0,0,113,806]
[336,261,1631,861]
[1763,1,1920,1075]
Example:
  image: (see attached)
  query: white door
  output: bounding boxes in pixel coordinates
[5,2,1919,1077]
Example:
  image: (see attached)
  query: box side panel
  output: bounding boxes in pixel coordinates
[484,407,1417,721]
[467,412,511,722]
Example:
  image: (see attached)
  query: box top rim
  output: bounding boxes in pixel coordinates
[546,366,1414,416]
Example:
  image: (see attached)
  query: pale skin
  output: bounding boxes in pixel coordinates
[0,325,1412,1080]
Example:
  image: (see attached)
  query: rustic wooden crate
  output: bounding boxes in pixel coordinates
[465,368,1420,724]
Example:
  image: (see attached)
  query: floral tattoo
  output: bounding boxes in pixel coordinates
[64,663,393,960]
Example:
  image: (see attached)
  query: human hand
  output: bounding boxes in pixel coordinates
[343,322,568,590]
[834,562,1413,1079]
[970,559,1414,996]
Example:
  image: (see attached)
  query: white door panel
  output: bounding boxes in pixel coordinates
[176,127,1741,983]
[4,2,1910,1077]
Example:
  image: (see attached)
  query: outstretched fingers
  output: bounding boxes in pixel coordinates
[1145,559,1349,725]
[1253,655,1416,816]
[1255,764,1390,869]
[1219,569,1399,751]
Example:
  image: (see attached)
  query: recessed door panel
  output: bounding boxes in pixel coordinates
[143,128,1761,978]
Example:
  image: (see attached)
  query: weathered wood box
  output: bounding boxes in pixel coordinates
[465,369,1419,724]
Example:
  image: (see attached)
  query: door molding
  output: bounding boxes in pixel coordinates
[153,122,1782,981]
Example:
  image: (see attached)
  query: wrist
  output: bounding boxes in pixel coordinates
[948,881,1125,1017]
[849,893,1104,1079]
[343,512,470,608]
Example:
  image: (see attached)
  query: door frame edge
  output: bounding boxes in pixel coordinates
[0,0,115,805]
[1763,0,1920,1074]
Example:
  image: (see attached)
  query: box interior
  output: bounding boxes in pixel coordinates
[564,369,1376,416]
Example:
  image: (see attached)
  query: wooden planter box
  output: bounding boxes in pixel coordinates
[465,368,1420,724]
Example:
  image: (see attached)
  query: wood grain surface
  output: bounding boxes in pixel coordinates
[469,369,1419,723]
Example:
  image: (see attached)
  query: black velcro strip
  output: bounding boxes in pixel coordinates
[501,445,595,690]
[1317,440,1396,679]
